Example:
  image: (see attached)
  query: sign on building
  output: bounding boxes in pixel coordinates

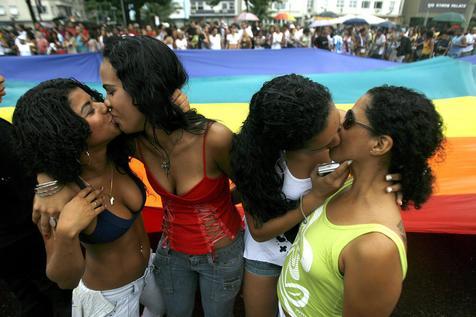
[419,0,469,13]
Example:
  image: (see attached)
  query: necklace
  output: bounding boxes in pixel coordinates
[149,140,170,177]
[79,163,115,206]
[109,165,115,205]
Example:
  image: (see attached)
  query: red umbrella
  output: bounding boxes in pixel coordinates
[274,12,296,21]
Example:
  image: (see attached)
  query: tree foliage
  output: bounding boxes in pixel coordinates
[84,0,179,25]
[206,0,281,20]
[141,1,181,24]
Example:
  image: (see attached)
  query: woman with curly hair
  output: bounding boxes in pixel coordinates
[232,74,351,317]
[232,75,402,317]
[278,86,445,317]
[13,78,161,316]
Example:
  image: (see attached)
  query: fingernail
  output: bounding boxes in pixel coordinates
[398,199,403,206]
[347,160,353,166]
[386,187,393,193]
[385,174,392,181]
[100,186,104,191]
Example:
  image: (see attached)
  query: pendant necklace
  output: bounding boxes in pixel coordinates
[148,137,171,177]
[109,164,115,205]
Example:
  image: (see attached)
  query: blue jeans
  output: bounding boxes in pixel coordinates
[154,231,244,317]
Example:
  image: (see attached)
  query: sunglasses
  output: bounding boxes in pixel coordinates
[343,109,377,134]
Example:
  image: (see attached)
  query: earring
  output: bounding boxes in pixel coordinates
[78,150,92,166]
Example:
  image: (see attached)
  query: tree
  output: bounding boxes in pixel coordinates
[206,0,280,20]
[84,0,126,25]
[141,1,181,25]
[131,0,178,25]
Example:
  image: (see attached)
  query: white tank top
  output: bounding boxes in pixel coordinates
[243,157,312,266]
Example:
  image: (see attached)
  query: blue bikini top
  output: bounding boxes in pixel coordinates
[77,174,146,245]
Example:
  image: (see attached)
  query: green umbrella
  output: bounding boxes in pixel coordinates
[433,12,466,24]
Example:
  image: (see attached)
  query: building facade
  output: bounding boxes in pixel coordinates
[0,0,86,24]
[189,0,243,23]
[310,0,405,19]
[401,0,475,28]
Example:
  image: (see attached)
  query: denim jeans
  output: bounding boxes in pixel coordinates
[154,231,244,317]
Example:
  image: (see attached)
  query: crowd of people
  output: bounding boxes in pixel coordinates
[1,19,475,62]
[0,34,446,317]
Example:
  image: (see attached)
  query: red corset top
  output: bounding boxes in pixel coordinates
[142,125,242,255]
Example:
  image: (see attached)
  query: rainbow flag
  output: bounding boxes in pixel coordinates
[1,49,475,234]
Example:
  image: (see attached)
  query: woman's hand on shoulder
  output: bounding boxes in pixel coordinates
[171,89,190,112]
[56,187,106,239]
[33,176,76,238]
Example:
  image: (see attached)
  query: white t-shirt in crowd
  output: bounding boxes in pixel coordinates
[15,39,32,56]
[209,34,222,50]
[243,158,315,266]
[238,27,254,39]
[272,32,283,49]
[226,33,241,46]
[175,38,187,50]
[462,33,474,53]
[332,35,344,54]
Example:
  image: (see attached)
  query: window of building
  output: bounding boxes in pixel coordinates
[0,6,5,16]
[349,0,357,8]
[361,1,370,8]
[9,5,18,16]
[389,1,395,11]
[36,5,48,14]
[337,0,344,8]
[374,1,383,9]
[221,2,228,10]
[197,2,203,10]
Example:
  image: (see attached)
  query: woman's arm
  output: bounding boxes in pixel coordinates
[44,187,105,289]
[44,228,85,289]
[246,161,352,241]
[342,233,404,317]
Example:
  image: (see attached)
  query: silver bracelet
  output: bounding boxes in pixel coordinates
[35,180,59,189]
[35,180,63,197]
[299,193,308,224]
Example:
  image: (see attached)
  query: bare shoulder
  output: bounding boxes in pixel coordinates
[206,121,234,151]
[347,231,401,266]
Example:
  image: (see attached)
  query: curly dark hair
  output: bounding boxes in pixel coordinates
[103,35,210,135]
[12,78,134,184]
[231,74,333,225]
[366,85,445,209]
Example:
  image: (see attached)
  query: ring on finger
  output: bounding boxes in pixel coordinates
[49,216,58,229]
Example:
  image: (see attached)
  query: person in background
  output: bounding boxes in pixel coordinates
[0,75,71,316]
[419,30,434,60]
[209,27,222,50]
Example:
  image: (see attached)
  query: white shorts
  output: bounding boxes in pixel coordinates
[72,253,164,317]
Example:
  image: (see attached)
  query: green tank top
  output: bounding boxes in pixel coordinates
[277,181,407,317]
